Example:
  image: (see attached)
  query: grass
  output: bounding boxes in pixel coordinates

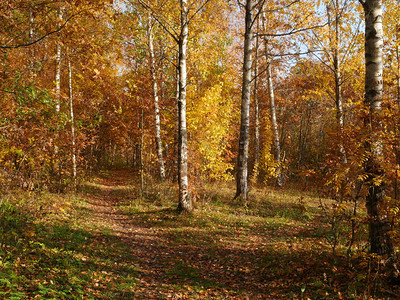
[0,170,398,299]
[0,191,139,299]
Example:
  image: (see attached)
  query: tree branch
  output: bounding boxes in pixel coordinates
[136,0,179,43]
[264,0,300,13]
[188,0,211,24]
[0,14,75,49]
[237,0,245,9]
[250,0,266,30]
[256,22,328,38]
[269,49,326,57]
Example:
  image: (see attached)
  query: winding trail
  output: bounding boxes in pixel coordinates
[79,169,270,299]
[82,169,175,298]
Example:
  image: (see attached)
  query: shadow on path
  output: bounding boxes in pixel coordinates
[79,169,360,299]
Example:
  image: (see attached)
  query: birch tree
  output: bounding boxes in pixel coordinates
[176,0,191,212]
[310,0,361,164]
[137,0,211,212]
[55,7,63,113]
[327,0,346,163]
[235,0,255,203]
[359,0,393,255]
[147,13,166,181]
[68,56,77,186]
[261,8,283,187]
[253,17,261,172]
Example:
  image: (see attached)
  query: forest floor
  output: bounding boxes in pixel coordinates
[1,168,400,299]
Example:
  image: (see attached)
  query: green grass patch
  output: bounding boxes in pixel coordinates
[166,259,216,289]
[0,192,139,299]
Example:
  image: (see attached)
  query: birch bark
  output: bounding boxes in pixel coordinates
[328,0,347,163]
[253,30,260,171]
[68,57,77,186]
[261,9,282,186]
[177,0,192,212]
[55,8,63,113]
[235,0,255,203]
[361,0,393,255]
[266,58,282,187]
[147,14,166,181]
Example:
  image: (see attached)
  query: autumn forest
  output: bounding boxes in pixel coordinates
[1,0,400,298]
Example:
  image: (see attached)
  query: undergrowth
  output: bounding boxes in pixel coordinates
[0,171,399,299]
[0,191,138,299]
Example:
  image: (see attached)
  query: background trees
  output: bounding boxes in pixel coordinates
[1,0,400,258]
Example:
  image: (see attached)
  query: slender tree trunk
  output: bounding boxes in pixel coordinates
[396,42,400,201]
[55,8,63,113]
[140,102,144,198]
[266,59,283,186]
[253,17,260,174]
[298,117,304,169]
[28,8,35,75]
[235,0,255,203]
[397,43,400,105]
[328,1,347,164]
[361,0,393,255]
[52,6,64,188]
[177,0,192,212]
[175,64,180,180]
[68,57,77,187]
[55,46,62,112]
[147,14,166,181]
[261,9,282,186]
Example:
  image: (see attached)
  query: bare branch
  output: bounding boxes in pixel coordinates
[237,0,245,9]
[269,48,327,58]
[188,0,211,24]
[0,14,75,49]
[257,22,329,38]
[250,0,267,30]
[136,0,179,43]
[264,0,300,13]
[251,0,300,30]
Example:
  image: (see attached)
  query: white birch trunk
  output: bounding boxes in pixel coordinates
[266,58,282,187]
[147,14,166,181]
[68,58,77,186]
[361,0,393,255]
[235,0,255,203]
[175,64,180,179]
[55,8,63,113]
[140,101,145,198]
[177,0,192,212]
[328,1,347,164]
[29,9,35,74]
[261,9,283,186]
[253,34,260,170]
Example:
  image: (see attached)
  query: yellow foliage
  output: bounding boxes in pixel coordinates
[187,81,235,181]
[260,115,279,182]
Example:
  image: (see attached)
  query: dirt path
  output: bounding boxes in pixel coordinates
[78,169,400,299]
[82,169,174,298]
[80,169,270,299]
